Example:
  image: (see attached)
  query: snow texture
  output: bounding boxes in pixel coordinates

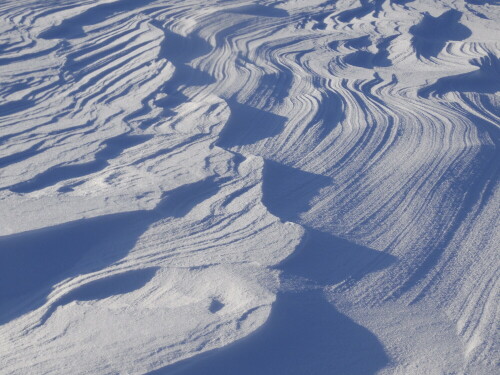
[0,0,499,374]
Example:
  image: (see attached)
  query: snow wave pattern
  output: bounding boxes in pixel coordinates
[0,0,498,374]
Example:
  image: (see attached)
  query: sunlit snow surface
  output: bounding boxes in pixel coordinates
[0,0,499,374]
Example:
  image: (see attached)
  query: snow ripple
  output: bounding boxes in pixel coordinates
[0,0,498,374]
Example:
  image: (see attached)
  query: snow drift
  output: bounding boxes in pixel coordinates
[0,0,498,374]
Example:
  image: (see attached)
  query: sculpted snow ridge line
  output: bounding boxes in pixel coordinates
[0,0,498,374]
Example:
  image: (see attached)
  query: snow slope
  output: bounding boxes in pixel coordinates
[0,0,498,374]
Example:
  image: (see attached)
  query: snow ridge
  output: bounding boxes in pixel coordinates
[0,0,498,374]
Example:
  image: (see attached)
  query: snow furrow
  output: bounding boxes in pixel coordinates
[0,0,498,374]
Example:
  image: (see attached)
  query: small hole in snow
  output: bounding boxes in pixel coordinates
[209,298,224,313]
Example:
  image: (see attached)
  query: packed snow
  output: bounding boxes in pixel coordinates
[0,0,499,374]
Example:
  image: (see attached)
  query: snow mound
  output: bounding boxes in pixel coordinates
[0,0,498,374]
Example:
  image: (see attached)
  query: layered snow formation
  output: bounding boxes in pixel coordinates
[0,0,499,374]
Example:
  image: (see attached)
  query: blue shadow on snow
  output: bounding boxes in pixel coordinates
[151,161,395,375]
[0,176,224,325]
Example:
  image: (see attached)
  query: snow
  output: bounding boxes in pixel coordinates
[0,0,499,374]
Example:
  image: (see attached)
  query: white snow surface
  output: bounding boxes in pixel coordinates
[0,0,499,374]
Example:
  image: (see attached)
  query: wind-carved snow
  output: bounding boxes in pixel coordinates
[0,0,498,374]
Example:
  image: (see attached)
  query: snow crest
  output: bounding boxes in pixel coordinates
[0,0,498,374]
